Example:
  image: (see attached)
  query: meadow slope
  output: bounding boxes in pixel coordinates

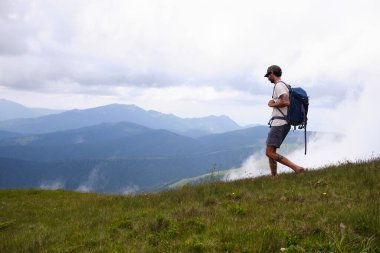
[0,159,379,252]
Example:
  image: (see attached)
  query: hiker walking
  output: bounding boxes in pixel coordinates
[264,65,305,179]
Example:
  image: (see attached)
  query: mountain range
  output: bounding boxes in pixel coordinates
[0,99,307,193]
[0,100,240,137]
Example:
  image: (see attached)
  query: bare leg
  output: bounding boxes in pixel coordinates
[268,156,278,179]
[266,146,303,173]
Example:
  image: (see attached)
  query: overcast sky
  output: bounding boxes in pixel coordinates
[0,0,379,130]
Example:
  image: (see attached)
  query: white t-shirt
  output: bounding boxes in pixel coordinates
[270,81,289,126]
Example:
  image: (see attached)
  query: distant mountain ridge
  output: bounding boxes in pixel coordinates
[0,122,203,161]
[0,99,64,121]
[0,122,269,161]
[0,122,305,162]
[0,103,241,137]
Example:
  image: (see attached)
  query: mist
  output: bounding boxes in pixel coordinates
[39,180,65,190]
[76,168,103,193]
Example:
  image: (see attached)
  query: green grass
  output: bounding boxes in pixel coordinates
[1,159,379,252]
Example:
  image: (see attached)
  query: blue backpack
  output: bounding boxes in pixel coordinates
[269,81,309,154]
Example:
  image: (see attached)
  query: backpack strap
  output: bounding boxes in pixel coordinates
[269,81,290,127]
[267,116,286,127]
[273,81,290,115]
[277,80,290,90]
[304,124,307,155]
[271,81,290,98]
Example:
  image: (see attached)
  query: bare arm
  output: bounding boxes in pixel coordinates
[268,93,290,108]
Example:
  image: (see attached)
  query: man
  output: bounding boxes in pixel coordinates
[264,65,305,179]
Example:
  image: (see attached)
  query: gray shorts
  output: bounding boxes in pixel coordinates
[266,124,291,148]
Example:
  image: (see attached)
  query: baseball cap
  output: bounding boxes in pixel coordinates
[264,65,281,77]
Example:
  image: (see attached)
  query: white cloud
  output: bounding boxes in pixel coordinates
[2,0,378,90]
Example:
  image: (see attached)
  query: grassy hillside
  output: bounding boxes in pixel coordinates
[0,159,379,252]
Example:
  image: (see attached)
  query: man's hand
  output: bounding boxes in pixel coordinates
[268,99,277,107]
